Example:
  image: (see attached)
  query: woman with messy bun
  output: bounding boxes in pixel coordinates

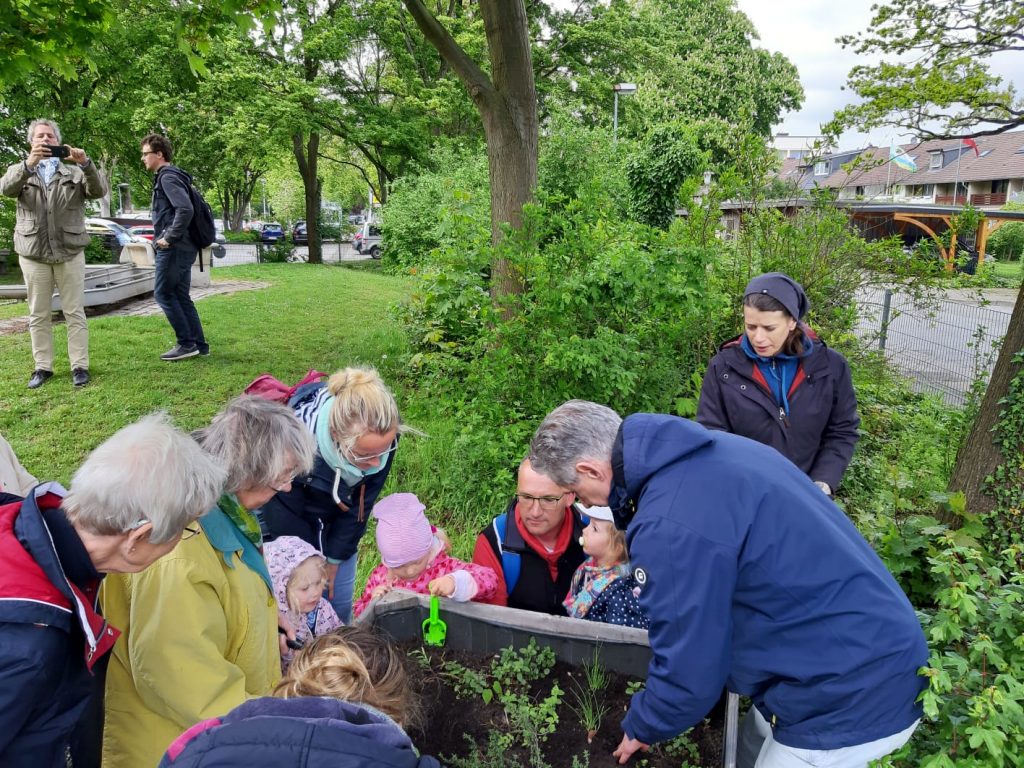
[159,627,440,768]
[259,367,417,622]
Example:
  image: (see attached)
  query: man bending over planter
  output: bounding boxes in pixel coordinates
[529,400,928,768]
[472,458,585,615]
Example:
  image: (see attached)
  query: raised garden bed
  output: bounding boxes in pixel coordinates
[358,591,738,768]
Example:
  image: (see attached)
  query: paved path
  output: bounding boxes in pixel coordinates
[0,279,268,335]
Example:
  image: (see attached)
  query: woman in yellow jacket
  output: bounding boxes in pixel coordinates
[100,397,315,768]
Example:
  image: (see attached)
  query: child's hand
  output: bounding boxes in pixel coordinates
[428,575,456,597]
[370,583,392,600]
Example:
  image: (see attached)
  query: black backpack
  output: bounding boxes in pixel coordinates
[157,166,217,268]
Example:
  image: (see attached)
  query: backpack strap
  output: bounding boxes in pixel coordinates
[492,512,521,596]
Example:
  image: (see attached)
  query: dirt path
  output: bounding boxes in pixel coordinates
[0,279,268,336]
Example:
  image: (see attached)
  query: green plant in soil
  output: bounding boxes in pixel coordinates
[656,728,703,767]
[569,649,611,743]
[439,639,563,753]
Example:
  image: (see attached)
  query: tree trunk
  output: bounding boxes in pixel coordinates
[948,282,1024,514]
[293,131,322,264]
[402,0,537,307]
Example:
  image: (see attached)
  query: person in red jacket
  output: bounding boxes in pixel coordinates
[0,413,226,768]
[472,459,585,615]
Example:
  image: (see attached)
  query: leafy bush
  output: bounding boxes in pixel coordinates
[380,147,489,273]
[224,229,258,243]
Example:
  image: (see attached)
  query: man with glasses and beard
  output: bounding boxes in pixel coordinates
[472,458,586,614]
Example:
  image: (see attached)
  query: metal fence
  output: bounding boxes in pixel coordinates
[213,241,365,267]
[856,288,1011,405]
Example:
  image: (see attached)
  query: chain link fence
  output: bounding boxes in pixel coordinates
[856,288,1012,405]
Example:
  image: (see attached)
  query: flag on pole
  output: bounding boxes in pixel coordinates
[890,144,917,171]
[963,138,980,156]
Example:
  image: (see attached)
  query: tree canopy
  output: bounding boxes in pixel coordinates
[833,0,1024,139]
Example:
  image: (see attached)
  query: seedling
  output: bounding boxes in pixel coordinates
[422,595,447,646]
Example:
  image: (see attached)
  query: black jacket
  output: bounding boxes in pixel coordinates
[479,499,585,615]
[696,335,860,491]
[151,165,195,248]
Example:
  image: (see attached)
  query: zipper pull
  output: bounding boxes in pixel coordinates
[779,407,790,427]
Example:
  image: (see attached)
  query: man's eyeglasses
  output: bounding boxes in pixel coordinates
[342,439,398,465]
[182,524,201,540]
[516,492,567,511]
[140,150,157,158]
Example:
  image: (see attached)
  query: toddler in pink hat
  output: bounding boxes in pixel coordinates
[353,492,499,617]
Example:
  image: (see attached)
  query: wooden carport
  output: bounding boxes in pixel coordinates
[836,202,1024,272]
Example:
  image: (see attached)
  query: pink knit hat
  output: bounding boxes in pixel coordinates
[373,492,433,567]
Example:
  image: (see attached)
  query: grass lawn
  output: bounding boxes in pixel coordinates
[0,262,413,484]
[989,258,1023,286]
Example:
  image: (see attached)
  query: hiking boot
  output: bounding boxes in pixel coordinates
[72,368,90,387]
[160,344,200,362]
[28,369,53,389]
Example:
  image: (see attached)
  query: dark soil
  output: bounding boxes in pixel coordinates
[402,643,724,768]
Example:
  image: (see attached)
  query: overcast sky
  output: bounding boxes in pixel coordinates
[733,0,1023,150]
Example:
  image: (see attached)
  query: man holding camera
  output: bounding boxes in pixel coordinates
[1,119,106,389]
[140,133,209,361]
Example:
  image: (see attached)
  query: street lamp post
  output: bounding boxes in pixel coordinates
[613,82,638,142]
[260,178,268,218]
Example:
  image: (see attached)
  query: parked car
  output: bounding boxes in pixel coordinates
[127,224,155,241]
[292,220,307,245]
[86,217,146,260]
[259,222,285,244]
[353,221,382,259]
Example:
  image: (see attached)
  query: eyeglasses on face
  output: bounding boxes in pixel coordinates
[342,439,398,465]
[516,491,567,510]
[269,474,296,492]
[182,524,202,540]
[140,150,157,157]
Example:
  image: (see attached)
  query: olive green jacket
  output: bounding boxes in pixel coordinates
[0,159,107,264]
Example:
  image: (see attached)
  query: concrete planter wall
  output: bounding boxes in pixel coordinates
[358,590,738,767]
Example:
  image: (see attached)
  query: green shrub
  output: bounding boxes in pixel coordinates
[224,229,259,243]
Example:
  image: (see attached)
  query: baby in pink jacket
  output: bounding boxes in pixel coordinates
[353,492,498,617]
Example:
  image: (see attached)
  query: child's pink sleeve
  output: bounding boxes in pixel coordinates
[353,565,388,618]
[454,557,499,602]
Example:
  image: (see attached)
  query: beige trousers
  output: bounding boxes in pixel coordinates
[19,252,89,371]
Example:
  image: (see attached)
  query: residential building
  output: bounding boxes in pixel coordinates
[777,130,1024,209]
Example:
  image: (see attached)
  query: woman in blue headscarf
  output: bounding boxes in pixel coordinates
[259,366,415,621]
[697,272,860,496]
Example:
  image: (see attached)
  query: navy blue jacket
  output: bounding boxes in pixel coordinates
[0,486,118,768]
[258,383,394,562]
[151,165,195,249]
[697,335,859,491]
[159,697,441,767]
[611,414,927,750]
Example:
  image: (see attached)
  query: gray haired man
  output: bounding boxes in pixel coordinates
[0,119,106,388]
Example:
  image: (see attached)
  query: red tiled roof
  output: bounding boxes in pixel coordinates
[779,130,1024,189]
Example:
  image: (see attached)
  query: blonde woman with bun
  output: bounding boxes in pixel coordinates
[159,626,440,767]
[259,366,415,622]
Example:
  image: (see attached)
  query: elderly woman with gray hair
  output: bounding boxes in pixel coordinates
[101,396,316,768]
[0,413,224,768]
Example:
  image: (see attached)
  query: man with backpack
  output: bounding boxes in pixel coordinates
[471,458,585,615]
[141,133,209,360]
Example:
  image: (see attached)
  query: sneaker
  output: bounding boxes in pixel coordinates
[71,368,90,387]
[27,369,53,389]
[160,344,200,362]
[197,347,210,356]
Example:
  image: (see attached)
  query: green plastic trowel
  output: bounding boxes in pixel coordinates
[422,595,447,646]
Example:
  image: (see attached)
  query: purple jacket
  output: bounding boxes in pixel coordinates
[696,335,860,491]
[160,697,440,768]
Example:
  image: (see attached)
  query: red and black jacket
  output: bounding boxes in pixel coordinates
[0,486,119,766]
[696,332,860,491]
